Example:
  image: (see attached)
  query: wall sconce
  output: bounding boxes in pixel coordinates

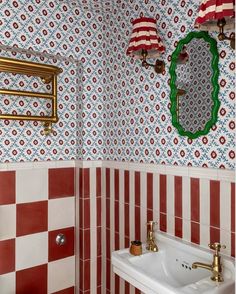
[195,0,235,49]
[126,17,165,74]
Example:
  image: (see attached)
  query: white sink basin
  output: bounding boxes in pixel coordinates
[111,232,235,294]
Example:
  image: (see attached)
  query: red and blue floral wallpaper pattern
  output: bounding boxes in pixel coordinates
[0,0,234,169]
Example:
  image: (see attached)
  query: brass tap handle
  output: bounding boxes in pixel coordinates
[208,243,226,255]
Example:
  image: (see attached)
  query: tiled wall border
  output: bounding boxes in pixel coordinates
[1,159,233,181]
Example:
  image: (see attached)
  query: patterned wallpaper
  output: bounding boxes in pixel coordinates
[0,0,235,169]
[101,0,235,169]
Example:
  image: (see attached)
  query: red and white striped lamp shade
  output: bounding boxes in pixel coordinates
[126,17,165,59]
[195,0,235,30]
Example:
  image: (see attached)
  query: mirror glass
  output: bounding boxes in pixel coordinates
[169,31,220,139]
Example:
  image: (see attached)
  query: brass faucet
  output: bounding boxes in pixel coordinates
[192,243,226,282]
[146,221,158,252]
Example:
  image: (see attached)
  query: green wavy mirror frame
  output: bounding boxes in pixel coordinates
[169,31,220,139]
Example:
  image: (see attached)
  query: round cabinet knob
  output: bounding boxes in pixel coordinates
[56,233,66,246]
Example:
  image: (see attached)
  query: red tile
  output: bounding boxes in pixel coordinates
[82,169,90,198]
[17,201,48,236]
[114,200,119,232]
[191,178,200,222]
[106,168,110,198]
[210,226,220,244]
[106,229,111,259]
[0,239,15,274]
[83,260,90,291]
[125,203,130,238]
[49,227,74,262]
[83,199,90,229]
[97,197,102,227]
[147,173,153,210]
[97,227,102,256]
[79,198,83,228]
[115,169,119,201]
[124,170,129,203]
[115,274,120,293]
[160,213,167,232]
[79,229,83,259]
[231,232,235,258]
[16,264,47,294]
[0,171,15,205]
[106,198,110,228]
[147,209,153,222]
[175,217,182,238]
[106,258,111,291]
[175,176,182,218]
[96,168,101,197]
[49,168,75,199]
[79,168,83,199]
[135,171,140,206]
[83,229,90,260]
[191,222,200,245]
[125,281,130,294]
[210,180,220,228]
[97,256,102,286]
[231,183,235,233]
[135,205,141,241]
[79,259,83,291]
[52,287,75,294]
[115,232,119,250]
[160,175,167,213]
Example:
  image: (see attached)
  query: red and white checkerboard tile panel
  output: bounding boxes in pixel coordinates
[77,166,234,294]
[0,167,75,294]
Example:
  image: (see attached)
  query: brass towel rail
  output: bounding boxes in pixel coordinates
[0,57,62,135]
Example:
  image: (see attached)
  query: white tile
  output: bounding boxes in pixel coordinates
[167,214,175,236]
[48,197,75,231]
[90,259,97,293]
[119,169,124,204]
[48,256,75,293]
[153,173,160,219]
[182,219,191,242]
[200,224,210,250]
[110,168,114,199]
[16,232,48,270]
[0,272,15,294]
[16,168,48,203]
[140,172,147,242]
[0,205,16,241]
[220,181,231,232]
[220,229,231,256]
[119,202,125,249]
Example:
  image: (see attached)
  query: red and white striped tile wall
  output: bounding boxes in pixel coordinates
[0,161,235,293]
[78,162,235,294]
[0,164,75,294]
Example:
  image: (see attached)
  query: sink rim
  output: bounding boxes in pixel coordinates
[112,231,235,294]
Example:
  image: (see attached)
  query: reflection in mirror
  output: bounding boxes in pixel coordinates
[170,31,220,139]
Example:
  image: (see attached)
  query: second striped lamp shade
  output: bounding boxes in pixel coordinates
[194,0,235,49]
[126,17,165,59]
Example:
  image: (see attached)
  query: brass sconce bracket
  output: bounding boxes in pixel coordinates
[217,18,235,50]
[141,50,165,74]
